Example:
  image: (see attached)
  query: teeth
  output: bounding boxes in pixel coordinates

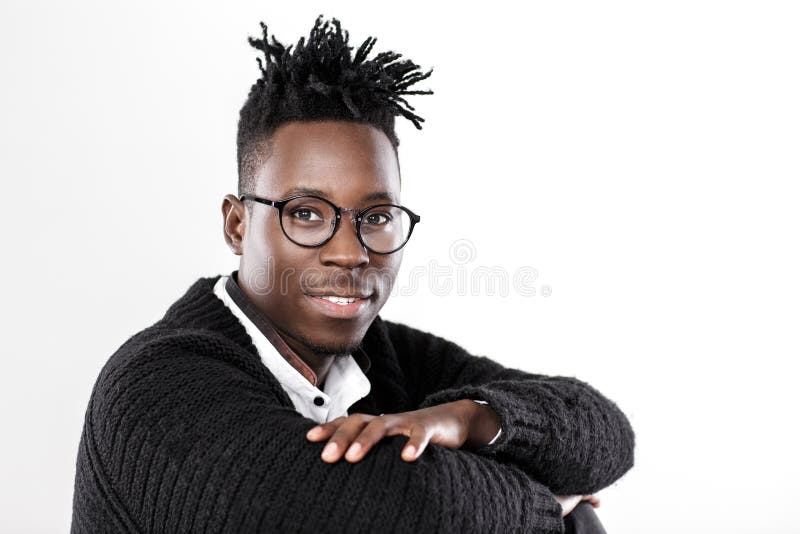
[319,295,358,305]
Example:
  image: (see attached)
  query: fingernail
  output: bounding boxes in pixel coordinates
[322,442,338,460]
[403,445,416,459]
[346,443,361,458]
[307,427,321,439]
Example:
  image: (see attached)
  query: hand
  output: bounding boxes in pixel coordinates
[555,494,601,517]
[305,401,477,463]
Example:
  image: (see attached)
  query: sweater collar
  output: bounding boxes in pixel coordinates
[162,274,254,353]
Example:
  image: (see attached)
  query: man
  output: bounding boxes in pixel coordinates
[71,15,634,533]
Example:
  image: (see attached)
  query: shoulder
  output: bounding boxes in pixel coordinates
[90,320,290,414]
[376,316,449,345]
[99,321,235,376]
[375,316,471,354]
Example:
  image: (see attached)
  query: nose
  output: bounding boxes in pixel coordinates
[318,215,369,269]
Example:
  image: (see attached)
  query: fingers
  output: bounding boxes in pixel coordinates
[314,414,375,463]
[582,494,601,508]
[343,418,428,463]
[306,414,433,464]
[344,417,391,462]
[400,423,431,462]
[556,494,601,518]
[555,495,581,517]
[306,416,348,442]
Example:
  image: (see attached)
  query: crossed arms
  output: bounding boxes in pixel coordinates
[79,321,634,534]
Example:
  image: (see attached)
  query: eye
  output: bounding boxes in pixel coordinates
[364,211,393,226]
[290,208,324,222]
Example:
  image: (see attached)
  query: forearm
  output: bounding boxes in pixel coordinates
[83,343,567,534]
[419,377,635,495]
[382,320,635,494]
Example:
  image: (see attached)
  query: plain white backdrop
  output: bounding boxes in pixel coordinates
[2,1,799,532]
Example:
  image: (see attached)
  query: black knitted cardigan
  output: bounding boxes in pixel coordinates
[71,274,635,533]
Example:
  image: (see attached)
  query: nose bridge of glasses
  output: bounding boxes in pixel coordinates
[324,208,369,262]
[339,205,360,216]
[336,206,363,228]
[334,209,363,239]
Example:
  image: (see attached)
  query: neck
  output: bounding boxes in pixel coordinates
[275,327,338,388]
[228,271,341,388]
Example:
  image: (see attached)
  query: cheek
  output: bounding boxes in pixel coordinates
[369,255,402,299]
[241,213,302,292]
[242,210,275,254]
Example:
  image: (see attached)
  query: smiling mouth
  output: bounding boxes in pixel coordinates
[313,295,363,305]
[304,293,372,319]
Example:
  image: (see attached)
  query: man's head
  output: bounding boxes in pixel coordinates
[222,15,432,359]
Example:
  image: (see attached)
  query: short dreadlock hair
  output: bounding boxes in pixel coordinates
[236,14,434,197]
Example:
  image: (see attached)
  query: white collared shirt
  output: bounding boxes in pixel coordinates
[213,275,371,424]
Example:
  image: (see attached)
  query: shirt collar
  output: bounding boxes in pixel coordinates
[223,270,372,385]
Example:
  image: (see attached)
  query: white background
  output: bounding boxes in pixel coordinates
[2,1,799,533]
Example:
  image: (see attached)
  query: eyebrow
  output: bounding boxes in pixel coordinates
[281,186,397,204]
[362,191,396,203]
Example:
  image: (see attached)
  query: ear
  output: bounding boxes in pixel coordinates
[222,194,246,255]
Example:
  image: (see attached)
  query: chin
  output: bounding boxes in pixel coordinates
[297,331,363,357]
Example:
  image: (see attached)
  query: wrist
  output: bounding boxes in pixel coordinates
[457,399,501,449]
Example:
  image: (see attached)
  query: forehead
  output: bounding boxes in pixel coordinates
[252,120,400,203]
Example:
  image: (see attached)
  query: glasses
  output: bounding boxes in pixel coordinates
[240,193,421,254]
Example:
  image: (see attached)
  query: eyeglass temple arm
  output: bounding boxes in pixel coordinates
[239,194,279,208]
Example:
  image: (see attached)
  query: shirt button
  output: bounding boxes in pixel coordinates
[313,396,325,407]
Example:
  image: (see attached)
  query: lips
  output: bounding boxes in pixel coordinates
[303,291,373,319]
[304,290,373,299]
[314,295,360,305]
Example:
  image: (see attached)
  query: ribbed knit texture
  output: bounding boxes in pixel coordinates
[71,275,634,533]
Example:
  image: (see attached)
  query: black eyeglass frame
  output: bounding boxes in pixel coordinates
[239,193,421,255]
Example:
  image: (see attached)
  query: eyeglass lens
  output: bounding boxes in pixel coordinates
[281,196,411,253]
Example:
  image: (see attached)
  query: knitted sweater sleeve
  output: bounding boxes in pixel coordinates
[71,330,565,534]
[382,320,635,496]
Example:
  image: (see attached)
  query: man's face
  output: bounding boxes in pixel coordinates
[229,120,403,356]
